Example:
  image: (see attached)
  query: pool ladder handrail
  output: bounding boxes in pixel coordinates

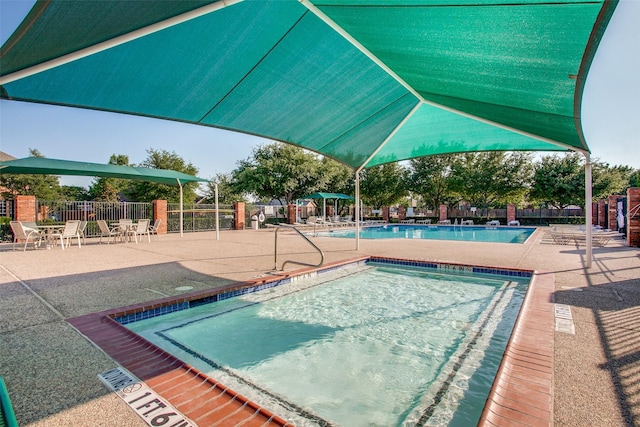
[274,224,325,271]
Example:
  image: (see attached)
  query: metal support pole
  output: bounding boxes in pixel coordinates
[178,179,184,237]
[584,153,592,269]
[355,171,360,250]
[215,183,219,241]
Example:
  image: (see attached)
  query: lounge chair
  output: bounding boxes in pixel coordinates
[97,220,120,244]
[9,221,44,251]
[49,220,81,249]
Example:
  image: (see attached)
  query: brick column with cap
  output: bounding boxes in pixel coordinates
[597,200,606,228]
[234,202,245,230]
[507,204,516,223]
[287,204,296,224]
[608,195,622,232]
[397,206,406,222]
[382,207,389,222]
[152,200,168,234]
[15,195,37,223]
[439,204,447,222]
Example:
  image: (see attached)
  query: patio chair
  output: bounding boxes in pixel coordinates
[77,220,88,244]
[50,220,81,250]
[127,219,151,243]
[97,220,120,244]
[148,219,162,236]
[10,221,44,251]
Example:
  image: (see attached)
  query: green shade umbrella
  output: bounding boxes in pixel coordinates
[1,0,616,264]
[0,156,210,237]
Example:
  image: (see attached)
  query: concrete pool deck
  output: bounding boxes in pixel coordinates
[0,227,638,426]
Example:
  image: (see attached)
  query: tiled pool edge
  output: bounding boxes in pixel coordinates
[478,271,555,427]
[67,256,553,427]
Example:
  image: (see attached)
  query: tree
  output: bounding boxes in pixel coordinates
[60,185,91,201]
[592,162,634,198]
[0,148,61,200]
[202,173,246,204]
[630,169,640,188]
[450,152,533,208]
[406,154,459,210]
[232,143,325,204]
[126,149,200,203]
[89,154,131,201]
[529,153,584,209]
[359,163,407,208]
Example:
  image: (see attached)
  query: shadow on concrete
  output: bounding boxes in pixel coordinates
[554,275,640,427]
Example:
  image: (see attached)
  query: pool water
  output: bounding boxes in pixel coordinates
[315,224,535,243]
[127,262,528,426]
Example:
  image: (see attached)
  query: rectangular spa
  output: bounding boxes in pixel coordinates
[119,259,531,427]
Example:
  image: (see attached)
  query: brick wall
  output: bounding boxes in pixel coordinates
[507,204,516,223]
[627,188,639,247]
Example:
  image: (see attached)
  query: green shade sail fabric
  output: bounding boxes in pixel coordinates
[0,157,208,186]
[0,0,618,170]
[302,192,355,200]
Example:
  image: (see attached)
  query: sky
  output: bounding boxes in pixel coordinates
[1,0,639,189]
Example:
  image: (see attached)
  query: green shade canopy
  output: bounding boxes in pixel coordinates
[302,192,354,201]
[0,0,618,170]
[0,157,208,185]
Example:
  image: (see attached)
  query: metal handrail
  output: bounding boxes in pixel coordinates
[274,224,325,271]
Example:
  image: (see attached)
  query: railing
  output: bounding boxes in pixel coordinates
[167,203,234,233]
[36,200,151,238]
[273,224,324,271]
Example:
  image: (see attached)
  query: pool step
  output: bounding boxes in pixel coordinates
[69,313,291,427]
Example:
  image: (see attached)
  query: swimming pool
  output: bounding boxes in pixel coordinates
[124,259,530,426]
[315,224,535,243]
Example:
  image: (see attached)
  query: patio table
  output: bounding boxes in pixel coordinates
[36,224,65,249]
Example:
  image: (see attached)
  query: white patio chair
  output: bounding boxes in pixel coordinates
[97,220,120,244]
[50,220,81,250]
[127,219,151,243]
[148,219,162,237]
[77,220,88,244]
[10,221,44,251]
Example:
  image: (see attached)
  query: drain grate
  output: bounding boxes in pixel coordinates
[554,304,575,335]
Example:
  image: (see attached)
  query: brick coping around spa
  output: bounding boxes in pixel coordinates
[67,256,554,427]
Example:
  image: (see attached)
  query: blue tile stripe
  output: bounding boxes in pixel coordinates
[114,257,531,325]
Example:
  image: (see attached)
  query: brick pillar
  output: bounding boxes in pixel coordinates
[382,206,390,222]
[608,195,621,231]
[397,206,406,221]
[287,204,296,224]
[507,204,516,223]
[597,200,606,228]
[439,204,448,222]
[627,188,640,247]
[592,202,598,225]
[15,195,37,222]
[234,202,245,230]
[152,200,168,234]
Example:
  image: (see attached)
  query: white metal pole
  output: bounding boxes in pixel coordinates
[355,171,360,250]
[215,183,219,241]
[178,179,184,237]
[584,153,592,268]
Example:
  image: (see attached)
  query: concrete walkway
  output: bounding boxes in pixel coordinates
[0,227,638,426]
